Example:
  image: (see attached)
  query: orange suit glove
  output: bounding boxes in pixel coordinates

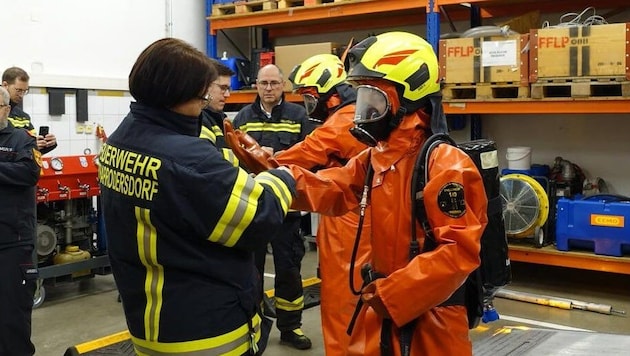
[361,282,391,319]
[223,119,279,174]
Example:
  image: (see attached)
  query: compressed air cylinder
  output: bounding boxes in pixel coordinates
[458,139,512,293]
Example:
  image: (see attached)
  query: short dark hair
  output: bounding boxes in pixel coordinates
[213,60,235,77]
[2,67,30,84]
[129,38,217,109]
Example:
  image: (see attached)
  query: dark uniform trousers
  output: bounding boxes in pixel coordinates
[255,214,306,332]
[0,245,37,356]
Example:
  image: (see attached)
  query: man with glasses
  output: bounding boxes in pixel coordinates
[2,67,57,154]
[232,64,315,350]
[0,86,42,356]
[200,61,238,165]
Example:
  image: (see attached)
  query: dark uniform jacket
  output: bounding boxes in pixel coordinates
[200,108,238,166]
[0,122,41,250]
[8,103,57,154]
[98,102,295,355]
[232,95,314,153]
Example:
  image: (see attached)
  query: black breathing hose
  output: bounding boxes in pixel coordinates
[348,164,374,296]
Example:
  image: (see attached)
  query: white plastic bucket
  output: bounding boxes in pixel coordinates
[506,146,532,170]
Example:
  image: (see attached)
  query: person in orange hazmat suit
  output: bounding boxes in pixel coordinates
[280,31,488,355]
[272,53,371,356]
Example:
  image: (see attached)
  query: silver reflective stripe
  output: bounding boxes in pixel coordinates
[131,315,261,355]
[214,172,257,245]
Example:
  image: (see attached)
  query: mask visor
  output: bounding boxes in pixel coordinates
[302,93,319,115]
[354,85,390,124]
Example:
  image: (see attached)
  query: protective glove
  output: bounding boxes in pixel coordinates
[361,282,391,319]
[223,119,279,174]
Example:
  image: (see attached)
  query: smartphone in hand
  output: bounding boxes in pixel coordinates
[38,126,49,137]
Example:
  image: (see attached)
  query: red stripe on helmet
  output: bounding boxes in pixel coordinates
[299,63,320,82]
[373,50,418,68]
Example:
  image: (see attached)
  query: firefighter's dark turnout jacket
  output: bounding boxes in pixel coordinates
[200,108,238,166]
[0,122,41,249]
[98,103,296,355]
[0,121,40,356]
[8,103,57,154]
[232,95,314,152]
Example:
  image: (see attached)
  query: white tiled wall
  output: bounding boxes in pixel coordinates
[22,88,132,157]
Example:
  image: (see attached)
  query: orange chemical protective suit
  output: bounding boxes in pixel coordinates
[274,104,372,356]
[286,111,487,356]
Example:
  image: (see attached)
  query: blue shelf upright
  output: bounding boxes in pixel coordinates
[206,0,217,58]
[426,0,440,54]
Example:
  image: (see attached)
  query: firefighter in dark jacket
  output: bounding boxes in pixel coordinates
[232,64,315,350]
[0,86,42,356]
[200,61,237,166]
[98,38,295,356]
[2,67,57,154]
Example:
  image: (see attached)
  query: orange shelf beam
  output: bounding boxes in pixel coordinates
[208,0,629,35]
[227,94,630,113]
[509,244,630,275]
[443,99,630,115]
[209,0,438,34]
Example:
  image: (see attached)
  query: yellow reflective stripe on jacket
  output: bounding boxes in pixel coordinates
[212,125,224,138]
[7,117,36,135]
[254,172,292,214]
[222,148,239,167]
[131,313,262,355]
[200,125,238,167]
[135,207,164,342]
[239,122,301,134]
[200,125,217,144]
[208,170,263,247]
[275,295,304,312]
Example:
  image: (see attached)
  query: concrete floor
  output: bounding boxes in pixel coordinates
[32,245,630,355]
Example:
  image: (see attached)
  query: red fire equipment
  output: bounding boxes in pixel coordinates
[33,154,110,308]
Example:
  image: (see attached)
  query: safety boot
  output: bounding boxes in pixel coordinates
[261,294,276,318]
[280,328,312,350]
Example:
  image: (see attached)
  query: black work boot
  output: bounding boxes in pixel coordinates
[280,328,312,350]
[262,294,277,318]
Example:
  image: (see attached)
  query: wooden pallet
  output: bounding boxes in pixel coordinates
[278,0,348,9]
[531,77,630,100]
[211,0,277,16]
[442,82,530,101]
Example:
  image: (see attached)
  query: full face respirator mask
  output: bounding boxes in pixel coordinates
[350,85,401,147]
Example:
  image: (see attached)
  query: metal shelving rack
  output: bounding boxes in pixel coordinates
[206,0,630,275]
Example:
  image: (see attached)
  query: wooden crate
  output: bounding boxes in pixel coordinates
[439,34,529,85]
[529,23,630,81]
[278,0,346,8]
[442,82,530,101]
[211,0,277,16]
[530,76,630,99]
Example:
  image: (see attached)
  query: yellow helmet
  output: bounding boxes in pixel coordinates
[288,54,347,94]
[346,32,440,113]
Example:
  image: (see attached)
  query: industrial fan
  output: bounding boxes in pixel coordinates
[500,174,550,247]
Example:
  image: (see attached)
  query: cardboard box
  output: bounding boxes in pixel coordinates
[439,34,529,85]
[530,23,630,81]
[274,42,341,91]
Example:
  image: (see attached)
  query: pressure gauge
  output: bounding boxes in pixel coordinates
[50,157,64,171]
